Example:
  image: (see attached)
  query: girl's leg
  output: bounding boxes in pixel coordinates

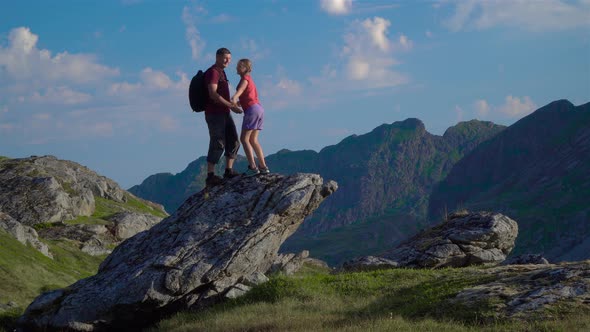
[240,129,256,168]
[249,130,267,169]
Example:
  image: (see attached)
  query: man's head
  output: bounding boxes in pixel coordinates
[215,48,232,68]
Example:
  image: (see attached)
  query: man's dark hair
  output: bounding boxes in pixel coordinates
[216,47,231,56]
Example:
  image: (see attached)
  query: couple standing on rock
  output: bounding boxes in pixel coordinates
[203,47,270,187]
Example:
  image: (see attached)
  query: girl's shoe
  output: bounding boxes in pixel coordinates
[259,166,270,174]
[244,166,260,177]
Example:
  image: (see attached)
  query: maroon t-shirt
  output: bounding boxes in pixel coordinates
[204,65,230,114]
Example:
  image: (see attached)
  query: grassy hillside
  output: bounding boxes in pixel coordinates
[0,229,104,330]
[150,264,590,332]
[0,188,167,330]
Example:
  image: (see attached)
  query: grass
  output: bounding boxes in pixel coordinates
[63,195,167,226]
[149,264,590,332]
[0,229,104,331]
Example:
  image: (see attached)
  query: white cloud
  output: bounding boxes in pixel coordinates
[108,68,188,96]
[498,95,536,117]
[474,99,490,116]
[29,86,92,105]
[320,0,353,15]
[473,96,537,118]
[338,17,409,87]
[182,6,206,61]
[0,27,119,84]
[425,30,433,38]
[398,34,413,51]
[443,0,590,31]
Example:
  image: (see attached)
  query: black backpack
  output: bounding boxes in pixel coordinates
[188,70,208,112]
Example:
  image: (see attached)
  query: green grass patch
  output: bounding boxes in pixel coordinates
[0,229,103,329]
[63,195,166,226]
[149,266,589,332]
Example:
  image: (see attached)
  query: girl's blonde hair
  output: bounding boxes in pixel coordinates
[238,59,253,74]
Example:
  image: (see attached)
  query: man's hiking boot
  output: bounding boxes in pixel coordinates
[206,174,223,187]
[259,166,270,174]
[224,168,240,179]
[244,165,260,177]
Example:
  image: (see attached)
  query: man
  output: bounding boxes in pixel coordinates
[204,47,243,186]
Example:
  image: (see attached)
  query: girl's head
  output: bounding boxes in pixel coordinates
[236,59,252,76]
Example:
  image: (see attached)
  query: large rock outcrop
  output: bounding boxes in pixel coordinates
[343,211,518,270]
[18,173,337,331]
[0,156,127,226]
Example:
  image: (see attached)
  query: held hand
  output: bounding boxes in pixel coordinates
[231,105,243,114]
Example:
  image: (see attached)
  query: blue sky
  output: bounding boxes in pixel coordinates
[1,0,589,188]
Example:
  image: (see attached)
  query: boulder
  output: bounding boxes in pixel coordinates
[501,254,550,266]
[342,211,518,270]
[108,211,163,239]
[0,211,52,258]
[18,173,337,331]
[452,260,590,319]
[340,255,398,272]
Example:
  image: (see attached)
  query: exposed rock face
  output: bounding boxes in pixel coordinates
[340,255,399,272]
[453,260,590,319]
[342,211,518,270]
[18,173,337,331]
[501,254,549,266]
[0,156,127,226]
[108,211,162,240]
[0,212,52,258]
[266,250,330,275]
[381,211,518,268]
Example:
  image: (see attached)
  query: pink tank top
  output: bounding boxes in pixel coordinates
[238,75,259,110]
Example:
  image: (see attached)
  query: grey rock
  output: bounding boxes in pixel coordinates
[37,223,116,256]
[80,236,112,256]
[108,211,163,239]
[344,211,518,270]
[225,283,252,299]
[0,211,52,258]
[0,155,129,226]
[452,260,590,318]
[240,272,269,287]
[340,256,399,272]
[501,254,550,266]
[268,250,309,275]
[18,173,337,331]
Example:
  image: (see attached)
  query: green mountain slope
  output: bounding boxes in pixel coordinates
[130,118,504,265]
[429,100,590,261]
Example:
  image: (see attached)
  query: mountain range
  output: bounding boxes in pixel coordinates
[129,99,590,265]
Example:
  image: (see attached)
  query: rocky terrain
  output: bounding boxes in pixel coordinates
[18,173,337,331]
[0,155,167,257]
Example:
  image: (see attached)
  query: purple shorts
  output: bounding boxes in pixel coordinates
[242,103,264,130]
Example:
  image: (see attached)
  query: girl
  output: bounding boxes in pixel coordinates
[232,59,269,176]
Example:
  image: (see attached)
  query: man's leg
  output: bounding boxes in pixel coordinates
[223,113,240,178]
[205,113,226,185]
